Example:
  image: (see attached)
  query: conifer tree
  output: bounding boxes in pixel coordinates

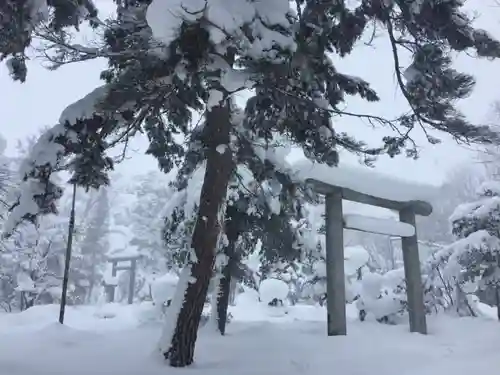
[444,181,500,319]
[166,105,313,336]
[1,0,98,81]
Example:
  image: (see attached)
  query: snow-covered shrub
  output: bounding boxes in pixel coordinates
[301,245,370,305]
[264,261,304,305]
[151,272,179,313]
[259,278,289,306]
[355,271,406,324]
[355,256,462,324]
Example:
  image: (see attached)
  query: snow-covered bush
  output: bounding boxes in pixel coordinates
[355,253,469,324]
[356,270,406,324]
[151,273,179,313]
[301,245,370,305]
[259,278,289,306]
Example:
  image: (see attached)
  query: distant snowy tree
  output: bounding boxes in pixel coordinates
[4,215,68,310]
[417,165,485,245]
[435,181,500,319]
[0,138,13,223]
[0,145,17,311]
[70,186,110,304]
[129,171,181,275]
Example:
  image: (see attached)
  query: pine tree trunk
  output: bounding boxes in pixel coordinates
[165,100,234,367]
[216,202,242,335]
[217,242,235,335]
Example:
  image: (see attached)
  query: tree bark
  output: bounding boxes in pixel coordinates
[165,101,234,367]
[217,242,236,335]
[216,202,243,335]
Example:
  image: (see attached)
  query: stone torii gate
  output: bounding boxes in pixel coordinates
[305,177,433,336]
[104,253,141,304]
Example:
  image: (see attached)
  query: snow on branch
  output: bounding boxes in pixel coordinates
[3,124,74,236]
[449,180,500,232]
[3,86,117,237]
[476,180,500,197]
[146,0,295,62]
[431,230,500,279]
[58,85,109,125]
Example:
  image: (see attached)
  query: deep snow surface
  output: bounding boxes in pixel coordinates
[0,300,499,375]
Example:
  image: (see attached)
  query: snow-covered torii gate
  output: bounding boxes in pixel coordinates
[294,161,434,336]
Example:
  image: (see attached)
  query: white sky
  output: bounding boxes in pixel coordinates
[0,0,499,186]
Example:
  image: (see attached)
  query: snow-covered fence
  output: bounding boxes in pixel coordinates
[293,160,436,336]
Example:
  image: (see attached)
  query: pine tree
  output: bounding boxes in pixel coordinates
[167,110,315,335]
[0,0,99,81]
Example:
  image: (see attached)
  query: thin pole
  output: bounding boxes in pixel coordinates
[59,183,77,324]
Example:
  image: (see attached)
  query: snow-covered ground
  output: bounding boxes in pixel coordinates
[0,300,499,375]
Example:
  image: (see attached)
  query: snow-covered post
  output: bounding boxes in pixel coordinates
[399,207,427,334]
[325,189,347,336]
[128,258,137,305]
[109,261,118,302]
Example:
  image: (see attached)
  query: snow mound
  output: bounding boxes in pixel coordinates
[259,278,289,303]
[2,308,500,375]
[151,272,179,306]
[360,273,384,298]
[344,246,370,276]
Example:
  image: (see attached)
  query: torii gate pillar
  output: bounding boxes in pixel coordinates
[310,179,431,336]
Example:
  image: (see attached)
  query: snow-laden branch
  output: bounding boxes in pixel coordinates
[146,0,296,63]
[2,86,118,238]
